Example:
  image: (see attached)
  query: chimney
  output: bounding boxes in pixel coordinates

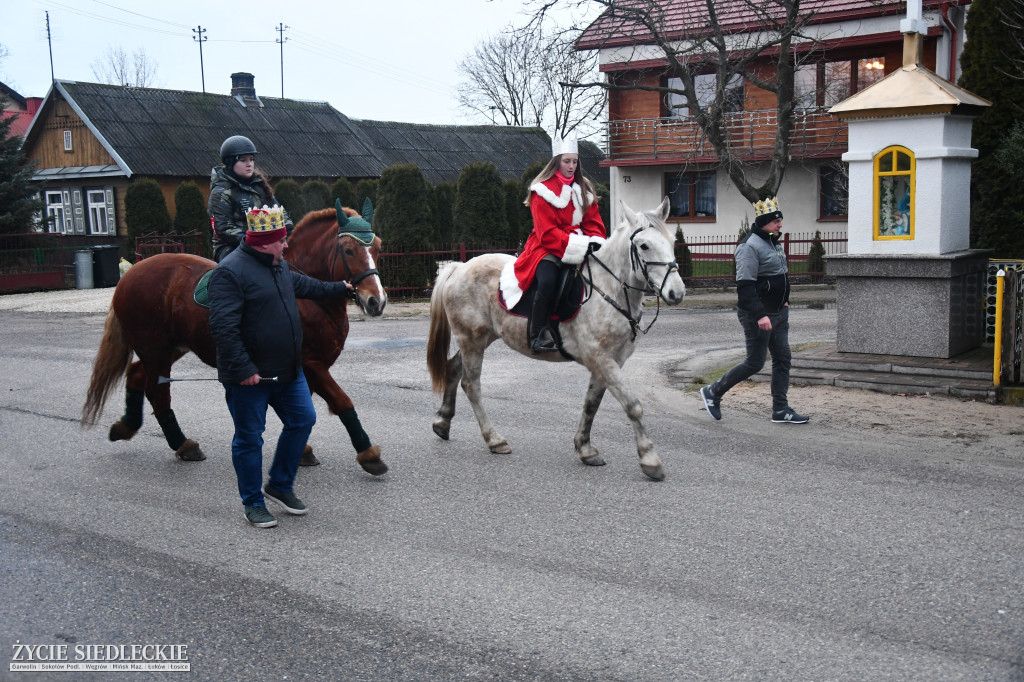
[230,72,262,108]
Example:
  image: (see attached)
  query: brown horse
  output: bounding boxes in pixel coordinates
[81,203,389,475]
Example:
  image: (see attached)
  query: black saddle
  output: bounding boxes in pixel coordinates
[498,266,585,321]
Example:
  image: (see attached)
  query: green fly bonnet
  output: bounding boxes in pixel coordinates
[336,198,375,245]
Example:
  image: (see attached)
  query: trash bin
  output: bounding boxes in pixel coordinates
[92,245,122,288]
[74,250,94,289]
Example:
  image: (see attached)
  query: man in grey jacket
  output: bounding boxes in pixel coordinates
[700,197,809,424]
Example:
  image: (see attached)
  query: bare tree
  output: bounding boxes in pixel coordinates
[90,46,159,87]
[456,21,607,139]
[457,28,548,127]
[527,0,843,201]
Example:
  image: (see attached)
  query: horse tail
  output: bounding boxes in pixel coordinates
[81,306,133,427]
[427,262,459,393]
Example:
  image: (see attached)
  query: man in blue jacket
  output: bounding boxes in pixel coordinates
[209,206,352,528]
[700,197,809,425]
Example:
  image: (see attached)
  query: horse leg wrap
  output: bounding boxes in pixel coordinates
[120,388,145,432]
[338,408,372,453]
[155,410,187,451]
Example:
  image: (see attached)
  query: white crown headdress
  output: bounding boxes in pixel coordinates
[551,134,579,157]
[245,205,286,232]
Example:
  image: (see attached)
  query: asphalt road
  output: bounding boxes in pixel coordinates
[1,297,1021,681]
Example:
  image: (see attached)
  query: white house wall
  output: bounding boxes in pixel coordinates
[607,163,845,240]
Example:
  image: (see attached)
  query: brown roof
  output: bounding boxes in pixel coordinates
[577,0,970,50]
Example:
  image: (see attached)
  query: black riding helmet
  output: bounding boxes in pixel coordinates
[220,135,258,167]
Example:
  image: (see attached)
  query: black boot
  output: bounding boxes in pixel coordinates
[528,290,558,354]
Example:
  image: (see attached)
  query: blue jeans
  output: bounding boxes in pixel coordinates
[223,372,316,507]
[712,306,791,412]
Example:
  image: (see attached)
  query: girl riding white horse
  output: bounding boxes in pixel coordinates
[427,198,685,480]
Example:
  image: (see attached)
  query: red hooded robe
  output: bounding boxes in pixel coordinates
[499,175,606,309]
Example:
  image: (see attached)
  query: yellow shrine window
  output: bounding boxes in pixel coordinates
[874,146,914,240]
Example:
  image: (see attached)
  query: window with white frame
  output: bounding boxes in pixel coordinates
[86,190,111,235]
[63,130,72,151]
[665,171,716,220]
[666,73,744,118]
[45,191,67,233]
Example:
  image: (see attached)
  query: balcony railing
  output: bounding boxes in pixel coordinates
[603,110,848,163]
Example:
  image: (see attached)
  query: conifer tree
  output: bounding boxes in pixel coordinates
[330,177,359,211]
[173,181,211,256]
[432,182,456,243]
[0,98,42,236]
[807,230,826,283]
[356,179,378,213]
[958,0,1024,255]
[673,227,693,278]
[273,179,304,223]
[124,179,172,251]
[454,162,507,243]
[376,164,433,288]
[301,179,332,215]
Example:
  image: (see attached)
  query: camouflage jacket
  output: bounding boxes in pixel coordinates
[207,167,293,260]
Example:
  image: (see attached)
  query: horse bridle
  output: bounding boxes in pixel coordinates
[287,228,379,328]
[582,224,679,340]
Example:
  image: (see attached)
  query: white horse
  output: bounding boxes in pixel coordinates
[426,198,685,480]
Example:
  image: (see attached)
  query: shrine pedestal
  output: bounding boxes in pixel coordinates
[827,251,989,358]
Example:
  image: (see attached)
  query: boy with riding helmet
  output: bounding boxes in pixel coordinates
[500,135,606,353]
[208,135,293,262]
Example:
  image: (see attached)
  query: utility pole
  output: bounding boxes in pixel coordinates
[192,26,208,93]
[46,11,55,83]
[276,23,288,98]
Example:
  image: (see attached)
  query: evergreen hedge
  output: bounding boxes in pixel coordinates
[375,163,434,287]
[274,179,304,223]
[173,181,211,258]
[124,179,172,253]
[330,177,359,211]
[301,179,332,215]
[454,162,507,243]
[433,182,456,243]
[356,180,378,213]
[674,227,693,278]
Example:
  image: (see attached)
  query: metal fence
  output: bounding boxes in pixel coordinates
[2,231,848,296]
[675,231,848,284]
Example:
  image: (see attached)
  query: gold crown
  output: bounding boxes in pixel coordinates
[753,197,781,217]
[245,205,286,232]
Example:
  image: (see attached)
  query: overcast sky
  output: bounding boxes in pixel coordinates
[1,0,595,127]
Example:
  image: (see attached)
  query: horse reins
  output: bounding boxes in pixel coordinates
[582,224,679,341]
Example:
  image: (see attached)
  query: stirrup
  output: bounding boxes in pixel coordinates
[530,328,558,354]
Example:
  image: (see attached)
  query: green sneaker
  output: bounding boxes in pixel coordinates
[262,483,308,515]
[243,505,277,528]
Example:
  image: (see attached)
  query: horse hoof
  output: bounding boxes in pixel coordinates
[640,463,665,481]
[432,420,450,440]
[357,445,388,476]
[489,442,511,455]
[300,445,320,467]
[108,420,137,442]
[581,454,606,467]
[175,439,206,462]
